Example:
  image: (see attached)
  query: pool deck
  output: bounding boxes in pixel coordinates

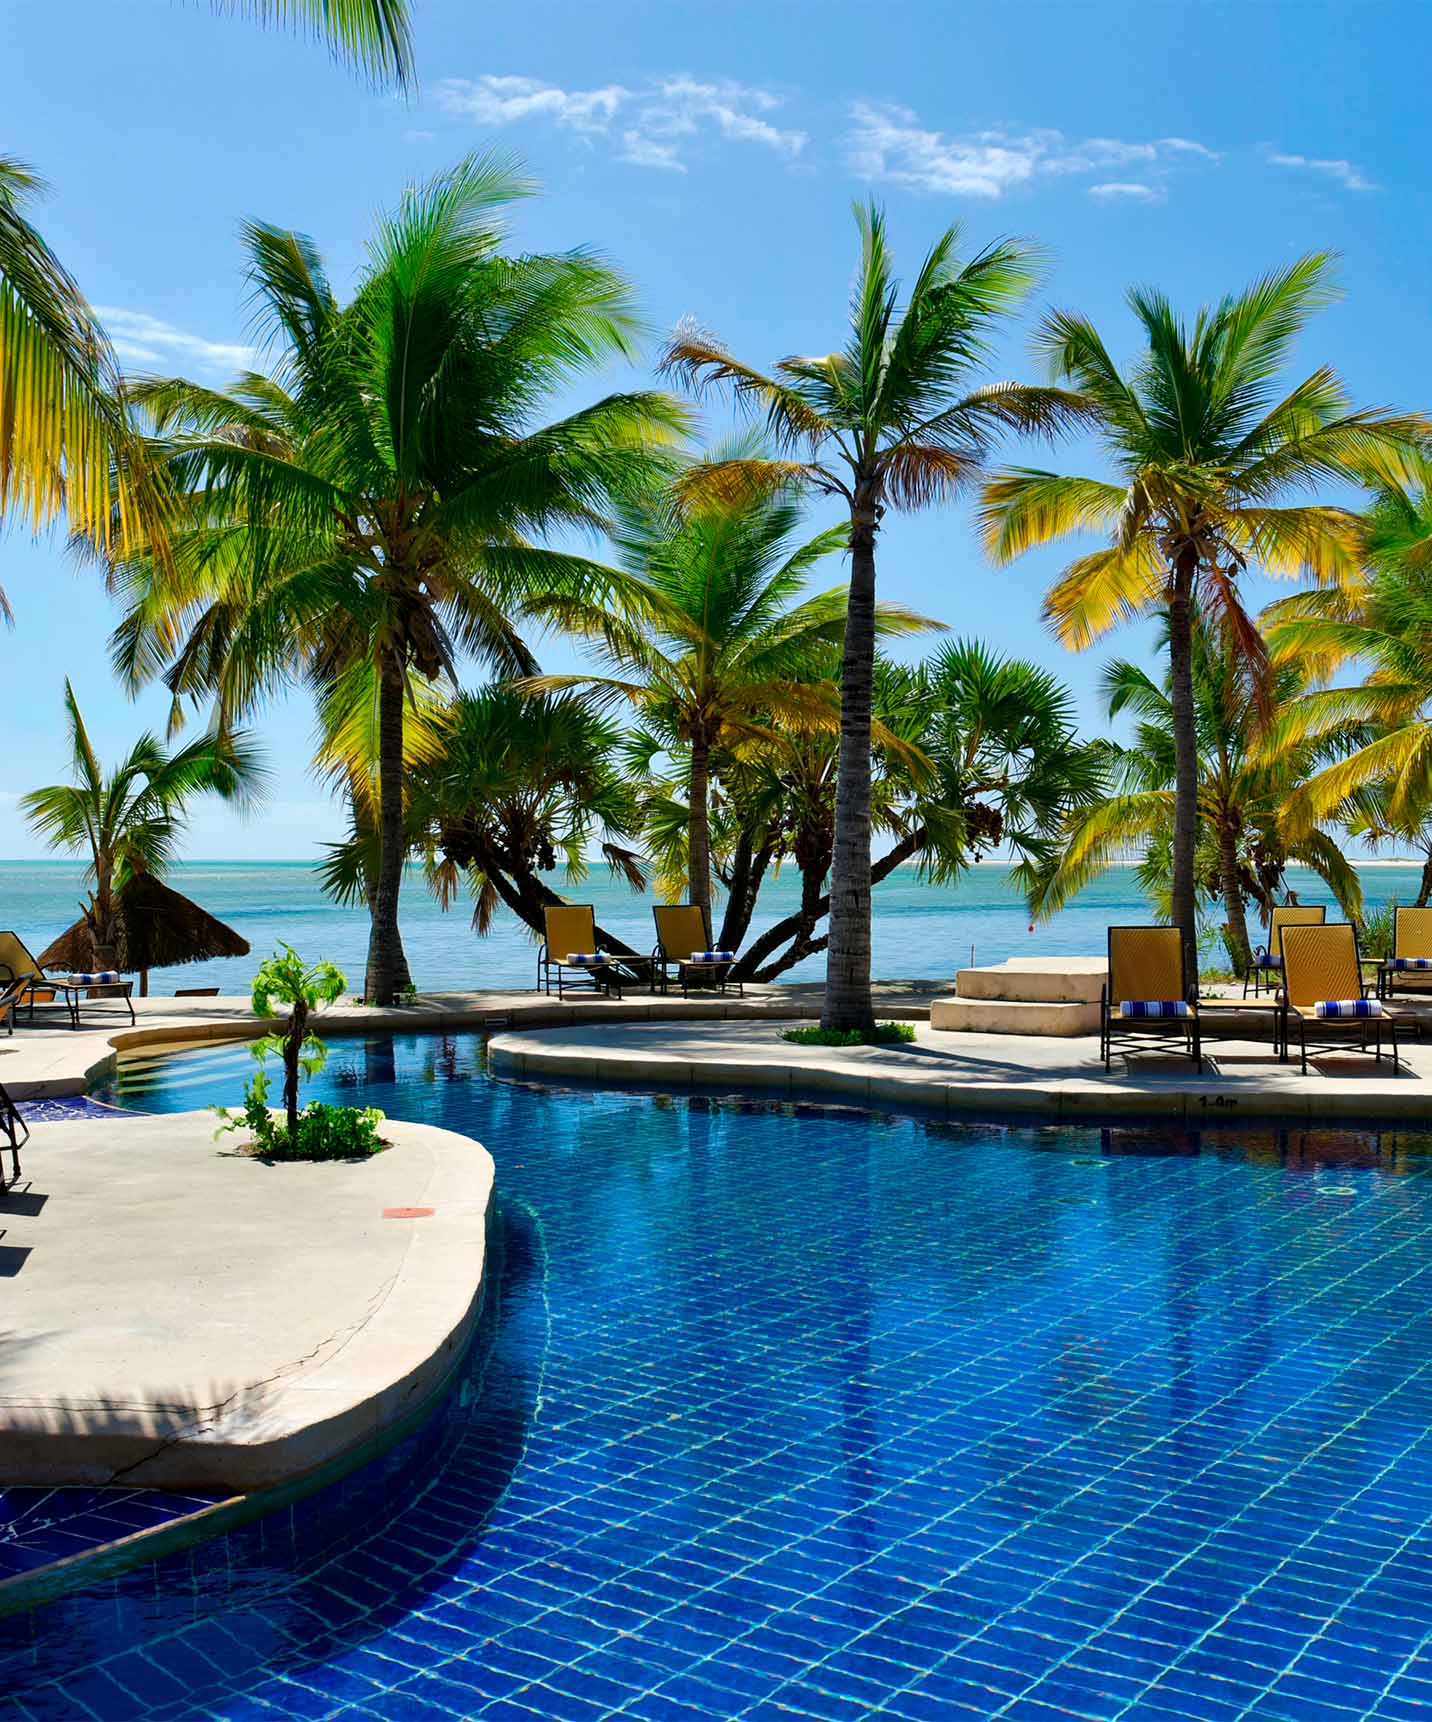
[0,1111,494,1493]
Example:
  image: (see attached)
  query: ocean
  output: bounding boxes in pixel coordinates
[0,858,1420,997]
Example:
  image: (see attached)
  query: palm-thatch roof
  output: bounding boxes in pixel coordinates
[37,875,250,974]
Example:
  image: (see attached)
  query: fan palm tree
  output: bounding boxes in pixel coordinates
[517,461,933,913]
[1030,626,1364,973]
[0,10,411,575]
[678,641,1104,982]
[21,680,265,970]
[109,154,685,1004]
[319,687,650,959]
[662,201,1084,1030]
[979,254,1423,981]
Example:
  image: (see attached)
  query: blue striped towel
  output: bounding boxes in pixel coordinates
[1255,948,1282,968]
[1391,957,1432,971]
[1119,1000,1191,1018]
[63,970,121,986]
[563,951,607,967]
[1313,998,1382,1018]
[687,950,736,964]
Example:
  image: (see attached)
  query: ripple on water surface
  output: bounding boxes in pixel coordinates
[5,1033,1432,1720]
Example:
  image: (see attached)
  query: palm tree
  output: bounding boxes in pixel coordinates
[320,687,650,958]
[662,202,1082,1031]
[1262,453,1432,842]
[693,641,1104,982]
[979,254,1423,981]
[111,155,684,1004]
[517,460,932,914]
[1030,625,1363,974]
[0,9,411,570]
[220,0,412,84]
[21,681,265,970]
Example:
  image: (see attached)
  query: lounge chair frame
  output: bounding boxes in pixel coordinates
[1100,925,1201,1074]
[1280,921,1400,1074]
[1244,904,1325,998]
[1377,906,1432,1004]
[652,905,743,998]
[0,1079,27,1191]
[537,905,623,1000]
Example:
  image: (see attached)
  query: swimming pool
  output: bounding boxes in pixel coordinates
[6,1033,1432,1719]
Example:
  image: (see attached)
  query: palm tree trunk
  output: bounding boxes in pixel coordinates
[822,485,879,1032]
[90,865,118,971]
[688,734,712,914]
[364,655,413,1005]
[1167,555,1200,991]
[283,996,307,1137]
[1216,816,1253,978]
[1418,846,1432,909]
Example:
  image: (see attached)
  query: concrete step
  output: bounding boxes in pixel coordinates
[930,996,1100,1037]
[955,957,1106,1005]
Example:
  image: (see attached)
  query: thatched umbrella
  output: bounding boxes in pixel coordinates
[38,874,250,996]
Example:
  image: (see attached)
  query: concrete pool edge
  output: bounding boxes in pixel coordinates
[487,1018,1432,1125]
[0,1118,499,1618]
[0,1240,496,1621]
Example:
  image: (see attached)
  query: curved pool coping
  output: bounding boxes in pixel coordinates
[487,1016,1432,1124]
[3,990,834,1102]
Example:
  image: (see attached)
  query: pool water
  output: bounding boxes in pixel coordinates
[7,1036,1432,1719]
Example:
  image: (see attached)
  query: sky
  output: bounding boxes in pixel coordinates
[1,0,1423,859]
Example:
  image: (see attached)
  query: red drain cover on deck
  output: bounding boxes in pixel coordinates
[382,1206,435,1219]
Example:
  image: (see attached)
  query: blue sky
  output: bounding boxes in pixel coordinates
[2,0,1419,858]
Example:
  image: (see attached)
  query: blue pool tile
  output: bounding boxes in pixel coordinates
[14,1060,1432,1721]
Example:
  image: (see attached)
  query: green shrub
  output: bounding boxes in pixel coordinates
[782,1022,916,1047]
[214,945,385,1161]
[216,1064,385,1161]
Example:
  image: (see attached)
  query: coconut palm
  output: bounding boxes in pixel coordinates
[1262,454,1432,845]
[1030,625,1364,973]
[662,201,1083,1030]
[220,0,412,84]
[110,154,684,1003]
[979,254,1423,981]
[0,10,411,574]
[21,680,265,970]
[517,461,933,913]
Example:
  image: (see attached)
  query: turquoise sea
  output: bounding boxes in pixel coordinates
[0,858,1421,996]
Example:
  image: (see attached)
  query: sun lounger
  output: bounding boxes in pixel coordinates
[0,931,135,1029]
[1101,926,1200,1073]
[1280,921,1400,1074]
[537,905,626,999]
[1244,904,1325,997]
[1377,906,1432,1003]
[653,905,743,998]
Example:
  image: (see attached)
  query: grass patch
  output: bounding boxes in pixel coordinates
[782,1022,916,1048]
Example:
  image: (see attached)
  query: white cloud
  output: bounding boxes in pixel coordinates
[846,103,1213,201]
[1160,137,1222,160]
[97,307,253,376]
[1267,151,1377,192]
[436,74,626,134]
[617,130,686,173]
[1089,181,1164,202]
[435,72,805,172]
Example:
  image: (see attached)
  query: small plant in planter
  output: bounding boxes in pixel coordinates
[215,946,384,1161]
